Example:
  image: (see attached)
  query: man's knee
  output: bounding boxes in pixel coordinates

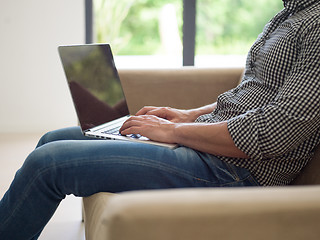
[23,147,52,175]
[36,131,53,148]
[36,127,85,148]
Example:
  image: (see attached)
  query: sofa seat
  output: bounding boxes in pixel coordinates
[83,186,320,240]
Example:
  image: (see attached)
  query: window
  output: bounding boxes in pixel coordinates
[86,0,284,68]
[88,0,182,68]
[195,0,283,67]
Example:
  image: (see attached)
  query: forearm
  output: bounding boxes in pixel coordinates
[173,121,248,158]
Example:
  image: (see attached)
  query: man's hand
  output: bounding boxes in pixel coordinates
[119,115,177,143]
[120,105,248,158]
[135,106,199,123]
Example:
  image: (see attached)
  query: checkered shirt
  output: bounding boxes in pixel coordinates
[196,0,320,186]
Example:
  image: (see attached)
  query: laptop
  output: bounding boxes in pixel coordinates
[58,43,177,148]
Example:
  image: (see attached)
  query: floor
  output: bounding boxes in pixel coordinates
[0,133,85,240]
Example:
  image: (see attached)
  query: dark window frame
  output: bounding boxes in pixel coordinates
[85,0,93,44]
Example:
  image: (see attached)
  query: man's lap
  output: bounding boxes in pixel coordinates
[32,126,258,192]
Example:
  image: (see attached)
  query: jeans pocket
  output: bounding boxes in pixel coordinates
[221,161,260,187]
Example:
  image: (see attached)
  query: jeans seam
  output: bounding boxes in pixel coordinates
[224,162,241,181]
[220,162,260,187]
[247,174,261,186]
[55,155,220,186]
[108,156,216,185]
[59,155,254,187]
[220,174,258,187]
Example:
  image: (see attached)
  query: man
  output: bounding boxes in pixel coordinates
[1,0,319,239]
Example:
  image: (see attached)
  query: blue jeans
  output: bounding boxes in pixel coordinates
[0,126,260,239]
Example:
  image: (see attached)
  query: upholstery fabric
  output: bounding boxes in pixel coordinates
[84,187,320,240]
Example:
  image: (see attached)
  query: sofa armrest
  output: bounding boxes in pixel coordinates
[118,67,243,114]
[83,186,320,240]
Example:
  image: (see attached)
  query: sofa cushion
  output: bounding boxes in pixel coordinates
[291,144,320,185]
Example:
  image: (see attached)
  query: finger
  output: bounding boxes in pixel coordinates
[141,106,164,116]
[120,126,141,136]
[120,116,145,132]
[120,117,146,135]
[135,106,157,116]
[142,109,158,116]
[120,118,136,132]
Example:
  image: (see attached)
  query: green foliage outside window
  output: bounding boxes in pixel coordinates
[94,0,284,56]
[197,0,284,54]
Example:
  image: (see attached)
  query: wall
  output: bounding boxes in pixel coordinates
[0,0,84,133]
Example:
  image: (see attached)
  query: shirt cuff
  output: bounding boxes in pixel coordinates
[227,114,263,161]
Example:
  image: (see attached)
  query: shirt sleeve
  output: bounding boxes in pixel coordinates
[227,22,320,161]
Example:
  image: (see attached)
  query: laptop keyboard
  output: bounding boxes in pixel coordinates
[102,127,141,139]
[103,127,120,135]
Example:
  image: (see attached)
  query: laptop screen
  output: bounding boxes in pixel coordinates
[58,44,129,131]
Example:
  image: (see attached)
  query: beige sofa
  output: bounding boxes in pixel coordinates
[83,67,320,240]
